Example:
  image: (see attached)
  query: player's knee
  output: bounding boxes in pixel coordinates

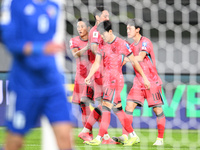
[125,101,137,112]
[94,107,102,116]
[155,111,165,119]
[79,102,89,107]
[153,106,163,114]
[125,110,133,115]
[102,105,111,112]
[102,100,112,109]
[112,106,122,113]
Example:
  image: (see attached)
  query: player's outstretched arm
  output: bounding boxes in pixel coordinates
[85,54,101,85]
[135,51,147,62]
[72,43,90,58]
[128,54,150,89]
[23,41,65,55]
[122,57,130,66]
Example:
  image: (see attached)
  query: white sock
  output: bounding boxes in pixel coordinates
[96,135,102,141]
[103,134,110,140]
[81,127,90,133]
[129,131,137,138]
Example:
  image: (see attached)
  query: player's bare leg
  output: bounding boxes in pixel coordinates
[4,132,24,150]
[52,123,74,149]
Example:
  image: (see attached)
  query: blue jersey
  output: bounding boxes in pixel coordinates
[1,0,64,94]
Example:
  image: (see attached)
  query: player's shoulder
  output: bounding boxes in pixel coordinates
[70,36,80,41]
[141,36,152,44]
[69,36,80,47]
[48,0,60,7]
[114,37,125,43]
[11,0,27,10]
[115,37,128,48]
[140,36,153,51]
[90,25,97,31]
[89,26,100,38]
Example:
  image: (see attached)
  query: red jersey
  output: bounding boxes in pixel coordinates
[70,36,94,84]
[88,25,104,78]
[97,37,132,87]
[89,25,104,47]
[130,36,162,87]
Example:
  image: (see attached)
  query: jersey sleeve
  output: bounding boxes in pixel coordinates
[90,30,100,45]
[69,38,78,50]
[96,44,103,56]
[1,0,25,55]
[141,40,151,54]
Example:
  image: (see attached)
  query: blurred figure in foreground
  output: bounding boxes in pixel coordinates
[1,0,73,149]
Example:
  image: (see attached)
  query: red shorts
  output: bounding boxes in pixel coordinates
[127,83,164,107]
[103,84,123,105]
[72,83,93,104]
[81,77,103,102]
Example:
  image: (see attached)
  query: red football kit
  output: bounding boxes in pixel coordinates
[70,36,94,104]
[127,36,164,107]
[97,37,132,105]
[82,26,104,101]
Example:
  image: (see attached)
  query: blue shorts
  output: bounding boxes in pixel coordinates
[6,85,72,135]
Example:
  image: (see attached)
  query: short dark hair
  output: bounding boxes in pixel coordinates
[77,18,90,27]
[93,5,108,21]
[127,18,143,33]
[97,20,112,34]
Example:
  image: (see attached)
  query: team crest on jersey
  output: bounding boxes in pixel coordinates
[93,32,98,38]
[24,4,35,15]
[142,42,147,50]
[46,5,57,18]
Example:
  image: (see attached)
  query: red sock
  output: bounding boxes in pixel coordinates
[80,102,91,126]
[156,112,166,138]
[122,110,133,135]
[98,106,111,137]
[114,108,133,133]
[85,105,102,130]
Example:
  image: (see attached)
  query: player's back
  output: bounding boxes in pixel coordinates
[1,0,64,92]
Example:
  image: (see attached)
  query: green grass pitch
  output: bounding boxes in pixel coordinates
[0,127,199,150]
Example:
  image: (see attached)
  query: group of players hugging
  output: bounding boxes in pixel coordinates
[70,6,165,146]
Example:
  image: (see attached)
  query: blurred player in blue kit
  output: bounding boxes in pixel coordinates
[1,0,73,150]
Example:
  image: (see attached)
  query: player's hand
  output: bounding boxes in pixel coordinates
[85,76,91,85]
[143,77,150,89]
[44,41,65,55]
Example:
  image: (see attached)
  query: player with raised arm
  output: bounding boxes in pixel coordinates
[69,18,95,128]
[112,18,165,146]
[1,0,73,149]
[78,6,118,144]
[84,20,150,146]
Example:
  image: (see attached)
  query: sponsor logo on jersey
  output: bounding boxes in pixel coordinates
[142,42,147,50]
[93,31,98,38]
[24,4,35,15]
